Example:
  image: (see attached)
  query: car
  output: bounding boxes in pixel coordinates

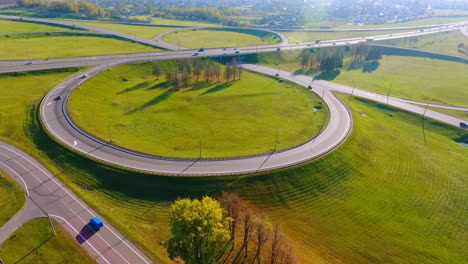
[276,48,281,51]
[315,40,321,44]
[332,42,336,45]
[307,44,311,46]
[81,74,89,79]
[192,52,199,56]
[223,48,227,50]
[198,48,204,52]
[54,96,62,101]
[24,61,33,65]
[89,217,104,230]
[275,73,279,77]
[460,122,468,129]
[235,51,240,54]
[307,85,313,89]
[366,38,374,42]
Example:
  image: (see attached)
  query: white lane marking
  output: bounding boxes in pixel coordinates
[0,159,30,197]
[0,145,150,264]
[49,214,111,264]
[46,102,52,106]
[74,140,78,146]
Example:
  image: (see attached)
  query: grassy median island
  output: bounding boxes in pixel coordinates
[0,218,96,263]
[0,19,73,34]
[0,170,25,228]
[163,28,281,48]
[69,60,326,158]
[253,50,468,106]
[283,29,414,43]
[0,69,467,263]
[73,21,177,39]
[0,32,160,60]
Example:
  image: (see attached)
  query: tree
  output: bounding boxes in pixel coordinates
[300,52,310,69]
[152,63,162,80]
[365,47,382,61]
[167,197,232,264]
[251,217,271,264]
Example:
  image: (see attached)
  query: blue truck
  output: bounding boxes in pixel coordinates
[90,217,104,230]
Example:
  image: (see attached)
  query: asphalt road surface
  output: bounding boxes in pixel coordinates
[0,142,153,264]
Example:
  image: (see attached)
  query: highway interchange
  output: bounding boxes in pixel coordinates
[0,15,467,263]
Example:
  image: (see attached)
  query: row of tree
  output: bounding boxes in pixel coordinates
[154,7,238,25]
[167,193,299,264]
[17,0,106,18]
[299,44,383,73]
[152,59,242,89]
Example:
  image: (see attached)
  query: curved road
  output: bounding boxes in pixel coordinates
[0,142,152,264]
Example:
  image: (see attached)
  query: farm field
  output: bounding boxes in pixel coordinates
[378,30,468,56]
[254,51,468,106]
[0,170,25,228]
[0,218,96,264]
[0,33,160,60]
[0,19,73,34]
[72,20,176,39]
[334,16,468,29]
[283,29,414,43]
[163,28,281,48]
[0,68,466,263]
[68,60,326,158]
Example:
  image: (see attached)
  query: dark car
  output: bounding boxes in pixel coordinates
[193,52,199,56]
[315,40,321,44]
[54,96,62,101]
[460,122,468,129]
[198,48,204,52]
[276,48,281,51]
[308,85,313,89]
[235,51,240,54]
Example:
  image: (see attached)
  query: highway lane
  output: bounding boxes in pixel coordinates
[0,142,153,264]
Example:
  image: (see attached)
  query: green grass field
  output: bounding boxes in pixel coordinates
[0,19,73,34]
[69,61,326,158]
[163,28,281,48]
[72,21,176,39]
[0,33,160,60]
[0,68,467,263]
[284,29,413,43]
[334,16,468,29]
[0,170,25,228]
[253,51,468,106]
[378,30,468,56]
[0,218,96,263]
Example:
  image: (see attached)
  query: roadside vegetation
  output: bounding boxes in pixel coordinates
[378,30,468,56]
[0,19,73,34]
[428,107,468,120]
[334,16,468,29]
[129,15,219,27]
[251,47,468,106]
[0,217,96,263]
[69,59,326,158]
[0,170,25,228]
[163,28,281,49]
[73,21,176,39]
[0,33,160,60]
[283,29,414,43]
[0,67,466,263]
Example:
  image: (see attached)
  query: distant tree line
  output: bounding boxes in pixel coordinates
[166,192,299,264]
[152,58,242,90]
[153,7,239,26]
[17,0,107,18]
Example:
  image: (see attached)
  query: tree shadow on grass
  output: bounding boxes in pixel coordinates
[188,81,214,92]
[200,82,233,95]
[146,80,171,90]
[362,61,380,73]
[116,80,158,95]
[126,89,174,115]
[315,70,341,80]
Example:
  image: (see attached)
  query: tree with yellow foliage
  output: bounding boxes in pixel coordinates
[167,196,232,264]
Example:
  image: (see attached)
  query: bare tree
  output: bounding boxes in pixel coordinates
[232,207,254,263]
[152,63,162,80]
[251,217,271,264]
[193,60,202,81]
[270,224,280,264]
